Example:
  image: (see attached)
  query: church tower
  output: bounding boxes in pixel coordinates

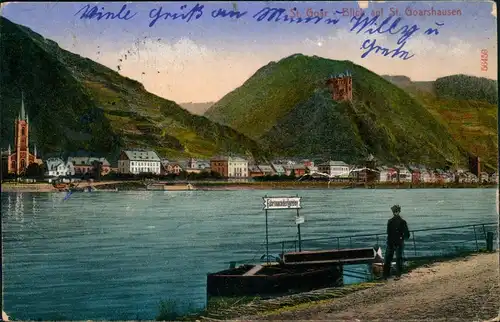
[14,93,30,175]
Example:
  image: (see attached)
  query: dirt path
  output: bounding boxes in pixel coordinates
[240,252,500,321]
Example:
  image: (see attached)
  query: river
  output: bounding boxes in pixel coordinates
[1,189,497,320]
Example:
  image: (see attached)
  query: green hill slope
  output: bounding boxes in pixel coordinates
[382,75,498,171]
[206,54,468,167]
[0,17,266,161]
[434,75,497,104]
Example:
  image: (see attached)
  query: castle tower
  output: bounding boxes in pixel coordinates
[326,71,353,102]
[14,93,30,175]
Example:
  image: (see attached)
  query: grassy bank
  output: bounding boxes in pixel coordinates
[157,249,492,321]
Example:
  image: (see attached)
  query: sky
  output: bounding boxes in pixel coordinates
[1,1,498,103]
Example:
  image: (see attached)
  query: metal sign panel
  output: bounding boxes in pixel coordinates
[263,197,301,210]
[296,216,305,225]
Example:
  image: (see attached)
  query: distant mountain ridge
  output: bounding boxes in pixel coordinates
[382,74,498,105]
[0,17,267,161]
[206,54,496,169]
[382,74,498,171]
[179,102,214,115]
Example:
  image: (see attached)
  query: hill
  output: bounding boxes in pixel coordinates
[0,17,266,161]
[381,75,434,94]
[434,75,497,104]
[206,54,469,167]
[179,102,214,115]
[382,75,498,170]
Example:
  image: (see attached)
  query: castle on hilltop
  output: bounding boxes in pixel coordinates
[326,71,353,102]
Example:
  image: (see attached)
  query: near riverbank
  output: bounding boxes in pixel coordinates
[1,180,496,192]
[247,251,500,321]
[172,251,499,321]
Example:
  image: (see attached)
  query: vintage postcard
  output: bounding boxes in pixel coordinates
[1,0,498,321]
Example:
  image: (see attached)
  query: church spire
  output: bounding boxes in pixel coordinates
[8,144,11,155]
[34,145,37,158]
[21,92,26,121]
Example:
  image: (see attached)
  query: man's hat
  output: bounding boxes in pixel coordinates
[391,204,401,213]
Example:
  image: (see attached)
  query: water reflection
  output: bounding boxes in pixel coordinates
[14,192,24,223]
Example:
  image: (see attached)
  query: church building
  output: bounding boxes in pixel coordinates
[2,94,43,175]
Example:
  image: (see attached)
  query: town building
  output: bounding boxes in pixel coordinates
[257,165,275,176]
[301,160,318,173]
[396,166,412,182]
[283,164,307,177]
[350,167,379,183]
[271,164,286,176]
[317,160,350,177]
[68,156,111,176]
[118,150,161,175]
[249,165,263,178]
[210,156,248,178]
[228,157,248,178]
[210,156,229,177]
[363,155,378,183]
[479,171,489,183]
[44,158,75,177]
[162,162,183,175]
[176,158,208,174]
[2,94,43,175]
[421,170,434,183]
[377,166,393,182]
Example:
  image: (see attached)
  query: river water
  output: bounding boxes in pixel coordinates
[1,189,497,320]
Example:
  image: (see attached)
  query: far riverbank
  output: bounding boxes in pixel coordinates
[1,180,496,193]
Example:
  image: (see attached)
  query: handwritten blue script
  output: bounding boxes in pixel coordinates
[149,3,205,27]
[252,7,340,25]
[75,3,445,61]
[349,13,421,60]
[75,4,137,20]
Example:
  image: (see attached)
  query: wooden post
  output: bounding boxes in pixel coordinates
[486,232,494,251]
[265,208,269,264]
[297,208,302,252]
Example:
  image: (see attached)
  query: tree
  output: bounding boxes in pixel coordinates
[91,160,103,181]
[25,163,44,178]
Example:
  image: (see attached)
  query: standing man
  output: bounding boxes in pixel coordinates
[383,204,410,279]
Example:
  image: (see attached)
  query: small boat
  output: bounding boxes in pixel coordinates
[207,247,381,297]
[207,262,343,297]
[54,183,68,192]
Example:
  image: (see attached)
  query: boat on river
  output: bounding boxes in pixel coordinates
[207,195,382,297]
[207,247,381,297]
[147,183,196,191]
[207,261,343,297]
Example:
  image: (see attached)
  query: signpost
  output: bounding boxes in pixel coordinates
[262,195,303,263]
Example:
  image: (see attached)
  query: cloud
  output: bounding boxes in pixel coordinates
[80,37,270,103]
[67,24,496,103]
[492,2,497,17]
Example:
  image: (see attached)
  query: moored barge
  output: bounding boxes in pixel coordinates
[207,247,382,297]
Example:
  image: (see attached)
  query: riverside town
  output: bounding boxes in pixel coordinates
[2,92,497,193]
[1,1,498,322]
